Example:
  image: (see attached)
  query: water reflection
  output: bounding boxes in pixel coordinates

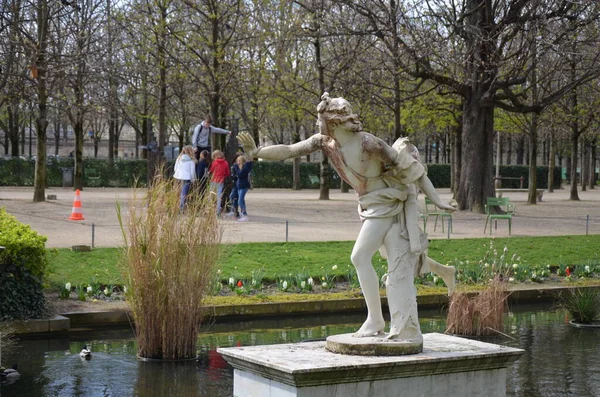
[1,304,599,396]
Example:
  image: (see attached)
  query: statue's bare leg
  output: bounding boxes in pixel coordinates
[350,217,393,337]
[426,257,456,296]
[383,223,422,342]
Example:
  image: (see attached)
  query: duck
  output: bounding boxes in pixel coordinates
[0,364,19,382]
[79,345,92,358]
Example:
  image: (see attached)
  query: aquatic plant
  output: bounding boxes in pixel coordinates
[559,288,600,324]
[118,174,222,360]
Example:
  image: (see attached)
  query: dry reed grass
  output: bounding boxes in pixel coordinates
[118,174,222,360]
[446,276,510,336]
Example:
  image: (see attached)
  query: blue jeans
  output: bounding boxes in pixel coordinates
[211,182,225,214]
[229,187,239,214]
[180,180,191,210]
[237,188,249,215]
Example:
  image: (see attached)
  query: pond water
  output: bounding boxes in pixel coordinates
[1,303,599,396]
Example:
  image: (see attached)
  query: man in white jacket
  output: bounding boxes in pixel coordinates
[191,115,230,159]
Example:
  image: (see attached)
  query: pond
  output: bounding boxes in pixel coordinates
[1,303,599,396]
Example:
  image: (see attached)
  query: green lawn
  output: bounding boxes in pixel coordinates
[46,235,600,288]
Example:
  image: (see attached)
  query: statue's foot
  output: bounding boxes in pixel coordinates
[440,266,456,296]
[352,318,385,338]
[385,329,423,344]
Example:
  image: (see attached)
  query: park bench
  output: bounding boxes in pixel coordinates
[494,176,525,188]
[496,188,545,202]
[484,197,515,235]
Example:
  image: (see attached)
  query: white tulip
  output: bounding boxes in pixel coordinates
[282,281,288,290]
[301,281,306,289]
[86,286,93,293]
[65,282,71,291]
[332,265,338,270]
[308,277,314,285]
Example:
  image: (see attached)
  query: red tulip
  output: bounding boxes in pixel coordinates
[565,267,571,277]
[237,280,243,287]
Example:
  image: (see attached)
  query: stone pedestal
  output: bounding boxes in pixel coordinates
[218,333,524,397]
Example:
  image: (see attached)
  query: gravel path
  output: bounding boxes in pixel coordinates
[1,185,599,248]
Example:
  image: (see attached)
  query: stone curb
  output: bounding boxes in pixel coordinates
[10,285,599,336]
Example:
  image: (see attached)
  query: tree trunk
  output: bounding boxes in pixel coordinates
[452,122,462,196]
[457,92,495,212]
[7,103,20,157]
[569,134,580,200]
[74,120,84,190]
[33,0,49,202]
[506,134,512,164]
[315,28,329,200]
[581,140,588,192]
[157,4,168,153]
[527,113,538,204]
[589,138,597,190]
[548,132,555,193]
[516,134,525,165]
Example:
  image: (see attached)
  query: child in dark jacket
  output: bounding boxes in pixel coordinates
[196,150,210,197]
[227,154,241,217]
[209,150,230,215]
[235,155,253,222]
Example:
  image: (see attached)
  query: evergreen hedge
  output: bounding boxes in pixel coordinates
[0,208,48,320]
[0,157,561,190]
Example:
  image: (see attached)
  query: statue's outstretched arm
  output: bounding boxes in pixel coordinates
[238,132,322,161]
[417,176,456,212]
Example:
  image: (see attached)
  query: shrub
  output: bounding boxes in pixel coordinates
[0,207,48,321]
[0,208,49,277]
[118,173,222,360]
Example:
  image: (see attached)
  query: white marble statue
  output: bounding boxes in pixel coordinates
[237,93,455,344]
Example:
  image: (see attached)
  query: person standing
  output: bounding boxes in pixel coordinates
[235,155,253,222]
[226,154,241,218]
[195,149,211,197]
[191,115,231,160]
[208,150,230,216]
[173,146,197,212]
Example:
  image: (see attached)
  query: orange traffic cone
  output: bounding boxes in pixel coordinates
[69,189,85,220]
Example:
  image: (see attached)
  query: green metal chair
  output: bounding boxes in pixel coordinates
[422,197,452,233]
[484,197,515,235]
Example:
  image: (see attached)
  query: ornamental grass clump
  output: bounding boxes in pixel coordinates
[118,175,221,360]
[559,288,600,324]
[446,276,510,337]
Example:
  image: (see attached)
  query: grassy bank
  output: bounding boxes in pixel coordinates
[46,235,600,288]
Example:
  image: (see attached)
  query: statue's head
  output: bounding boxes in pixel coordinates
[316,92,362,136]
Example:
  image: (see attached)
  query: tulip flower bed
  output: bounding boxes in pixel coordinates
[46,235,600,302]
